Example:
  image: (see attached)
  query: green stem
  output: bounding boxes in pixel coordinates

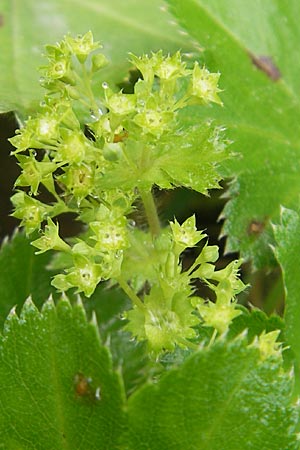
[139,189,161,237]
[116,276,145,310]
[178,337,199,351]
[173,94,189,112]
[79,65,100,116]
[208,329,218,347]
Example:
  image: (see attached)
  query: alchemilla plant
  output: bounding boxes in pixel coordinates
[10,31,244,355]
[1,30,299,449]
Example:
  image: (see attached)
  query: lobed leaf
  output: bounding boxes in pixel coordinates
[98,123,228,194]
[167,0,300,268]
[127,338,299,450]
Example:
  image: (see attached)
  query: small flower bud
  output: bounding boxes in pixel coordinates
[90,218,128,251]
[56,131,87,164]
[106,91,136,116]
[92,53,109,71]
[133,110,173,136]
[65,31,101,63]
[170,215,205,248]
[129,53,155,84]
[59,164,95,200]
[9,127,34,154]
[67,254,103,297]
[252,330,282,361]
[11,192,51,235]
[31,218,70,254]
[190,62,223,105]
[196,297,242,334]
[15,154,56,195]
[154,51,187,80]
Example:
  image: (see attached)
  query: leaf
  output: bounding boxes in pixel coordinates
[98,123,228,194]
[167,0,300,268]
[0,0,197,114]
[0,296,126,449]
[273,207,300,371]
[227,306,295,370]
[127,338,299,450]
[193,306,296,368]
[0,230,157,397]
[0,230,54,325]
[228,306,284,342]
[85,284,159,396]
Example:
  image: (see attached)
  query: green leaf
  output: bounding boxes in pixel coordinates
[0,230,54,325]
[273,207,300,369]
[194,306,296,368]
[0,296,126,449]
[228,306,284,342]
[85,284,159,396]
[127,338,299,450]
[167,0,300,268]
[0,0,197,114]
[0,230,157,397]
[109,330,160,396]
[98,123,228,194]
[227,306,295,370]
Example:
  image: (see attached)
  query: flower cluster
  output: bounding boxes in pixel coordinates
[10,32,245,355]
[125,216,247,355]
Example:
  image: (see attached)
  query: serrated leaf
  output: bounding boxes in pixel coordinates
[155,124,228,193]
[0,0,197,114]
[228,306,284,342]
[98,123,228,194]
[0,229,156,398]
[108,330,160,397]
[227,307,295,370]
[0,297,126,449]
[85,284,159,396]
[194,306,294,365]
[273,207,300,372]
[167,0,300,268]
[0,230,54,325]
[127,338,299,450]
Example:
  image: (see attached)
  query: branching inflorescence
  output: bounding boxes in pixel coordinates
[10,31,247,355]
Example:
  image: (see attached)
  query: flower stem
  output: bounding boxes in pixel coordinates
[178,337,199,351]
[139,189,161,237]
[79,64,100,116]
[116,276,145,310]
[208,329,218,347]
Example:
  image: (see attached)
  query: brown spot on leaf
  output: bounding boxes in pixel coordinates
[250,54,281,81]
[74,372,102,402]
[74,373,92,397]
[247,219,266,236]
[0,15,4,27]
